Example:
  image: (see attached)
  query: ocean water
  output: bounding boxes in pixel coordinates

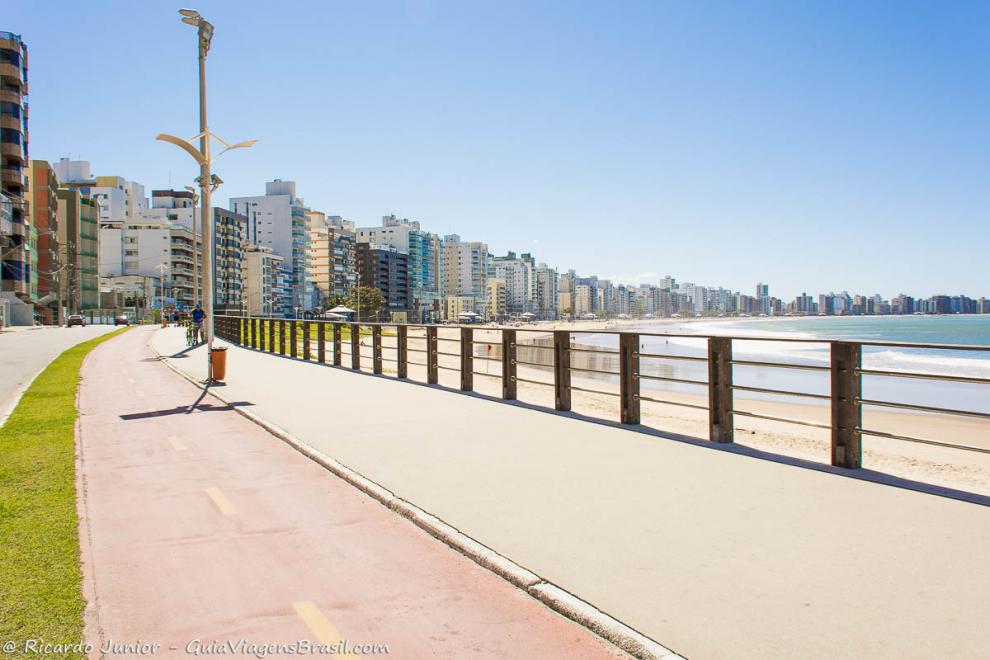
[575,315,990,414]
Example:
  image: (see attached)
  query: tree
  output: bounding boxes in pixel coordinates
[322,294,349,312]
[346,287,386,321]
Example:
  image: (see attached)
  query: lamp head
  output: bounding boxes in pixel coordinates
[181,16,199,26]
[179,8,201,18]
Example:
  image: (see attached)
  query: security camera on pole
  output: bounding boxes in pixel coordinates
[156,8,256,384]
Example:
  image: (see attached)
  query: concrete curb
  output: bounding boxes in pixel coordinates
[149,332,683,660]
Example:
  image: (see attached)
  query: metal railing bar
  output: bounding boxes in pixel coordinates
[471,371,502,378]
[515,377,553,387]
[733,409,831,430]
[436,337,460,343]
[406,348,428,354]
[638,374,709,386]
[472,355,501,363]
[568,347,620,355]
[437,351,459,357]
[407,360,428,367]
[570,385,620,397]
[731,359,831,372]
[515,343,554,351]
[438,365,459,372]
[860,428,990,455]
[858,368,990,385]
[569,366,620,377]
[731,385,831,401]
[637,395,709,411]
[639,352,708,362]
[859,398,990,420]
[514,359,553,368]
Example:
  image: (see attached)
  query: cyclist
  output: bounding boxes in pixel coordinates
[191,304,206,344]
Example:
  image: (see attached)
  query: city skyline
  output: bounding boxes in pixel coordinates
[5,1,989,300]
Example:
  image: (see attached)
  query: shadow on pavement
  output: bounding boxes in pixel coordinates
[119,386,252,421]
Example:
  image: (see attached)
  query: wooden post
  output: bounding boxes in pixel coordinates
[372,326,383,375]
[460,327,473,391]
[831,341,862,468]
[397,325,408,379]
[502,329,517,400]
[708,337,734,443]
[333,324,342,366]
[268,319,275,353]
[620,333,640,424]
[350,323,360,370]
[290,321,298,358]
[317,322,326,363]
[259,317,266,351]
[426,326,438,384]
[554,331,571,411]
[303,321,311,361]
[279,320,286,355]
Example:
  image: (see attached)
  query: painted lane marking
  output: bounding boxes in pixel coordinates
[205,487,237,516]
[168,436,186,451]
[293,601,353,655]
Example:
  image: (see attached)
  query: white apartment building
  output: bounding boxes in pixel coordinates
[574,284,592,317]
[54,159,148,224]
[535,264,560,320]
[493,252,536,315]
[442,234,489,320]
[243,246,285,317]
[230,180,312,316]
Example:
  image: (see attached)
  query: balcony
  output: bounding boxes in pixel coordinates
[0,141,23,161]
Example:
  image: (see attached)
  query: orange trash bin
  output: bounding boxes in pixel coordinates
[210,346,228,381]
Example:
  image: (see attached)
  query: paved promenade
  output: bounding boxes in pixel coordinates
[0,324,118,424]
[78,327,621,658]
[150,326,990,659]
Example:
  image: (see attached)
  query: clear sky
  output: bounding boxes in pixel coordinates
[6,0,989,300]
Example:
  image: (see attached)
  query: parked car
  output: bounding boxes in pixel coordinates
[114,315,130,326]
[67,315,86,327]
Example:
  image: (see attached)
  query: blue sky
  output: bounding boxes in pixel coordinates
[6,0,989,299]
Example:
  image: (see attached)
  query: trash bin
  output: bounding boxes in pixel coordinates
[210,346,228,381]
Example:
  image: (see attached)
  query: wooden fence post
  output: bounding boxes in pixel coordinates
[351,323,360,370]
[397,325,408,379]
[317,322,326,363]
[460,327,474,391]
[620,333,640,424]
[831,341,862,468]
[372,326,383,374]
[554,331,571,411]
[426,326,438,384]
[502,329,517,400]
[333,324,342,366]
[708,337,734,443]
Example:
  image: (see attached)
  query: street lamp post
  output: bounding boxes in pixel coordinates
[157,8,255,383]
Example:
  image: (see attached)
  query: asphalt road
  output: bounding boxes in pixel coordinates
[0,324,120,424]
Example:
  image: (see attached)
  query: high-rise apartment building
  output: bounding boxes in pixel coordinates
[356,215,439,322]
[494,251,536,315]
[535,264,560,320]
[213,208,246,314]
[230,179,312,316]
[308,211,356,308]
[442,234,489,320]
[243,246,284,317]
[355,242,410,320]
[486,277,507,322]
[29,160,59,322]
[55,189,100,312]
[0,31,31,319]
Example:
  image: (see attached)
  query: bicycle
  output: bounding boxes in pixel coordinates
[186,321,202,347]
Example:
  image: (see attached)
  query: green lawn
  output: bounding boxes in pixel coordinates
[0,328,128,654]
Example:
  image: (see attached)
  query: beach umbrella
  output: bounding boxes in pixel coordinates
[328,305,356,314]
[322,311,345,319]
[520,312,535,318]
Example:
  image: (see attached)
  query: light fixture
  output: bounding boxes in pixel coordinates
[178,8,201,18]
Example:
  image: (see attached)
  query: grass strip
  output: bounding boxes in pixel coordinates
[0,328,129,654]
